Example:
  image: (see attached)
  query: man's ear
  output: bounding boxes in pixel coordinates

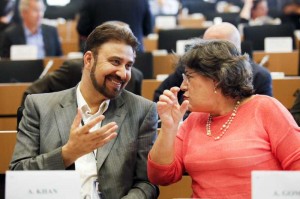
[83,51,93,70]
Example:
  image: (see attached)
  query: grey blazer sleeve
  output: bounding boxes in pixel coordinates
[10,94,67,170]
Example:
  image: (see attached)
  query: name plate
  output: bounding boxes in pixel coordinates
[252,171,300,199]
[6,170,80,199]
[10,45,38,60]
[155,16,177,29]
[264,37,293,53]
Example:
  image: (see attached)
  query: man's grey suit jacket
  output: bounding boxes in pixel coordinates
[10,87,159,199]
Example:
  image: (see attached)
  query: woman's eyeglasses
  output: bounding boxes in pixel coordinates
[182,73,188,83]
[182,72,196,83]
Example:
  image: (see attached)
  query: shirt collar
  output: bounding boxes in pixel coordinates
[76,83,110,120]
[23,24,42,37]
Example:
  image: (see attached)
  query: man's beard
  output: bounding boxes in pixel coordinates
[90,64,124,99]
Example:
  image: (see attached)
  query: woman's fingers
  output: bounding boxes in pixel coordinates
[180,100,189,115]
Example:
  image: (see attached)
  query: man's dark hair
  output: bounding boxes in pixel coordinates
[84,21,139,57]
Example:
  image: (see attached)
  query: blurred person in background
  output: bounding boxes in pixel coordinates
[149,0,180,15]
[0,0,62,59]
[281,0,300,28]
[77,0,154,52]
[154,22,272,106]
[0,0,15,31]
[240,0,281,25]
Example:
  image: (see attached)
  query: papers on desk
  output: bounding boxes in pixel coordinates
[155,16,177,29]
[5,170,80,199]
[264,37,293,53]
[271,72,285,79]
[10,45,38,60]
[252,171,300,199]
[156,74,169,81]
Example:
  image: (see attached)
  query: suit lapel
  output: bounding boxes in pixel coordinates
[16,24,26,44]
[41,25,51,56]
[96,93,127,170]
[55,88,78,145]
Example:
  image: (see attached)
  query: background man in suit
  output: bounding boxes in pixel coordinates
[154,22,272,105]
[0,0,62,58]
[0,0,15,32]
[20,59,144,106]
[76,0,153,52]
[10,22,158,199]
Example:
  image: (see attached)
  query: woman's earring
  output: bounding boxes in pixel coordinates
[214,87,217,94]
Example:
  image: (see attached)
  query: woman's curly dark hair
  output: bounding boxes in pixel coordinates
[178,39,254,100]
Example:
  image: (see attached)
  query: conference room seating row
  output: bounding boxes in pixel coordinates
[0,53,179,83]
[0,75,298,130]
[57,18,300,56]
[49,50,300,79]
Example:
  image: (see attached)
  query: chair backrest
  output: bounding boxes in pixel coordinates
[181,0,216,15]
[0,59,44,83]
[243,23,296,51]
[158,28,207,53]
[206,12,240,27]
[134,52,154,79]
[241,40,253,59]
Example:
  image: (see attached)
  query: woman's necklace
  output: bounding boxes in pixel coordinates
[206,100,240,141]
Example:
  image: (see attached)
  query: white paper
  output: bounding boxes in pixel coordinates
[271,72,285,79]
[155,16,177,29]
[6,170,81,199]
[156,74,169,81]
[264,37,293,53]
[252,171,300,199]
[10,45,38,60]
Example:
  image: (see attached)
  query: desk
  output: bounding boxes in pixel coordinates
[0,83,31,130]
[43,56,67,73]
[158,176,193,199]
[153,54,179,78]
[142,79,162,100]
[57,20,79,43]
[178,15,205,28]
[143,37,158,52]
[61,41,80,55]
[0,131,17,174]
[272,77,300,109]
[253,51,299,76]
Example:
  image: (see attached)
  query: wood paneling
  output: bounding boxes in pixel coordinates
[0,131,17,174]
